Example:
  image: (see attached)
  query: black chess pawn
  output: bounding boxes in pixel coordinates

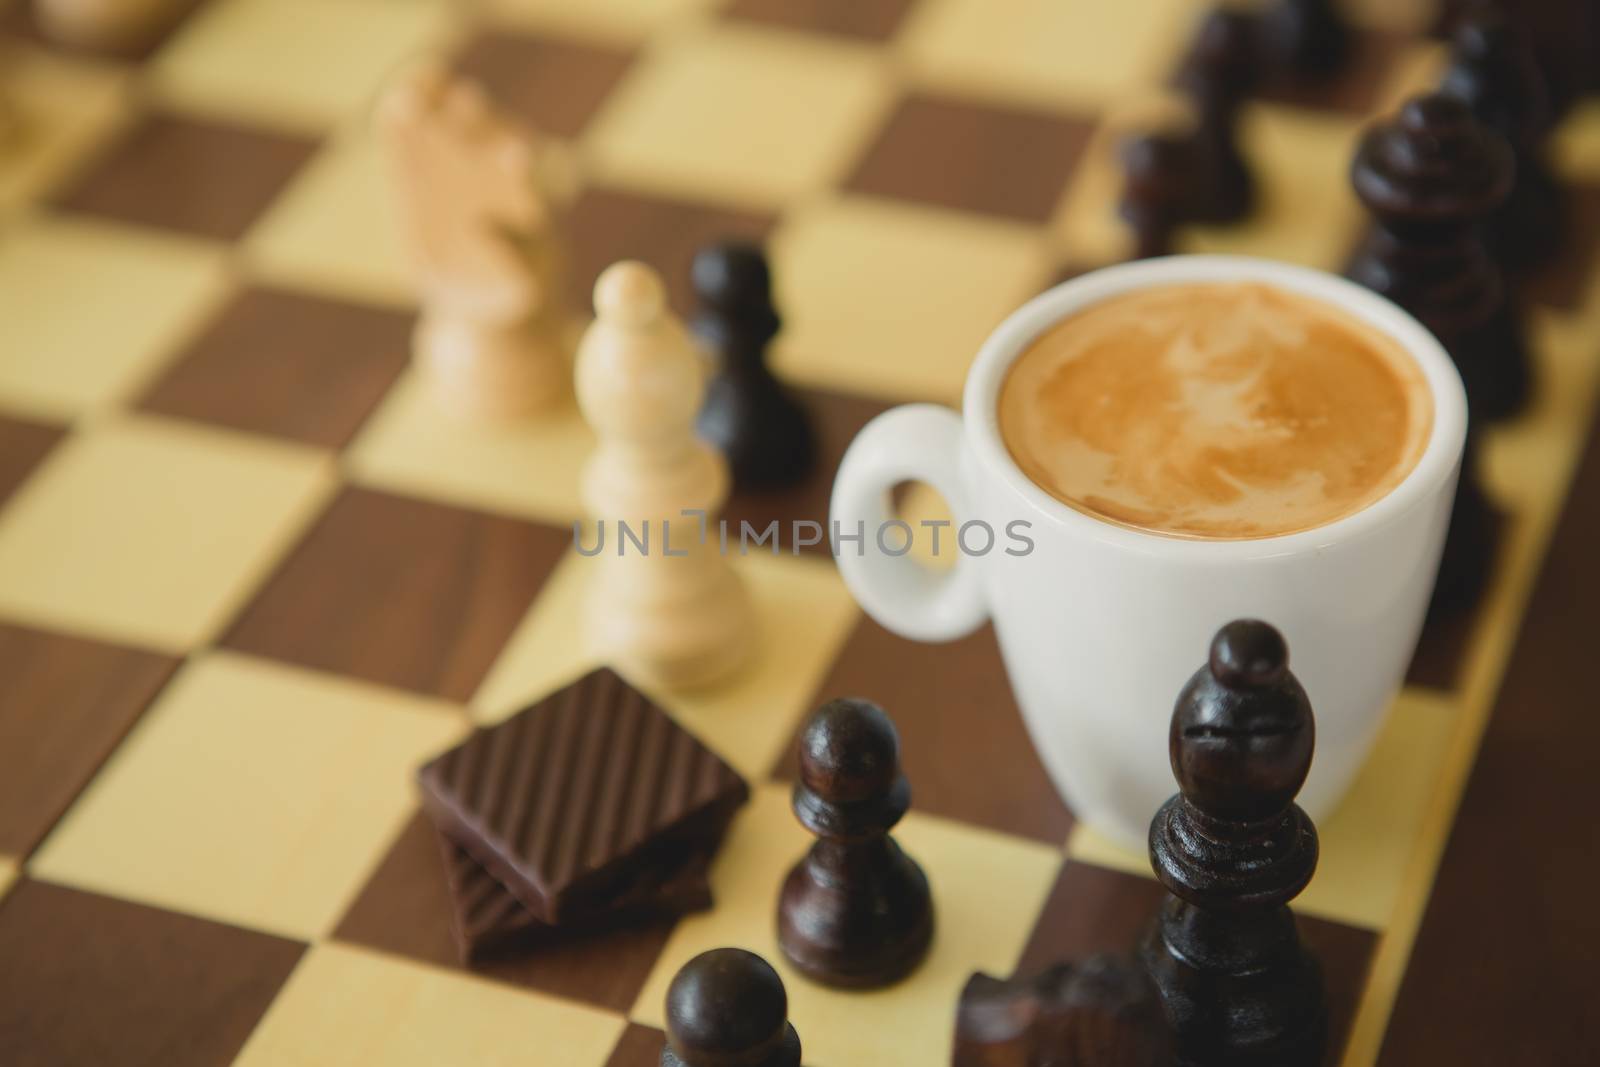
[1441,7,1565,274]
[778,698,933,989]
[1120,132,1193,259]
[1258,0,1352,82]
[1139,620,1325,1067]
[955,956,1175,1067]
[661,948,801,1067]
[1178,8,1259,224]
[1348,92,1531,423]
[691,241,816,492]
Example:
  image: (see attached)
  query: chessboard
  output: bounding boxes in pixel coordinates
[1,1,1597,1065]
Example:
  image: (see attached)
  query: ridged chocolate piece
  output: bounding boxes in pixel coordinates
[436,831,715,964]
[418,668,748,924]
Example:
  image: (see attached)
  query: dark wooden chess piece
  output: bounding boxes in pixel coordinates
[1120,132,1193,259]
[691,241,817,492]
[1430,432,1500,618]
[1441,7,1565,274]
[1178,9,1259,224]
[1347,92,1531,424]
[1139,620,1325,1067]
[955,956,1175,1067]
[777,698,933,989]
[661,948,801,1067]
[1258,0,1352,82]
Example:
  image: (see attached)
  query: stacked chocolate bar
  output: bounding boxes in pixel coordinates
[417,668,749,962]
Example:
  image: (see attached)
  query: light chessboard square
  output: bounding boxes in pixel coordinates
[243,128,416,307]
[899,0,1200,110]
[0,215,228,420]
[582,23,895,208]
[346,368,595,526]
[148,0,453,133]
[631,783,1064,1067]
[0,415,333,651]
[30,651,465,940]
[475,550,860,780]
[772,196,1051,403]
[233,941,626,1067]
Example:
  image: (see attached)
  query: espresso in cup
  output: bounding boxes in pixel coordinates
[997,282,1434,540]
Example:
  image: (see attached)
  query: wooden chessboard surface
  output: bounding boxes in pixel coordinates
[1,1,1597,1064]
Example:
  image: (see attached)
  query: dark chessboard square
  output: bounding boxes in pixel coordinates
[452,30,636,139]
[0,413,65,508]
[418,668,748,924]
[722,0,919,41]
[1252,29,1409,114]
[605,1023,669,1067]
[0,879,305,1067]
[0,622,178,856]
[334,810,684,1013]
[53,112,318,240]
[781,618,1074,844]
[1525,182,1600,311]
[720,388,888,555]
[223,487,568,701]
[845,93,1095,223]
[138,287,411,449]
[1019,862,1376,1067]
[568,186,777,317]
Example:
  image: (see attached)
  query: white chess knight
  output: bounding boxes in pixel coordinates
[378,64,571,420]
[576,261,755,689]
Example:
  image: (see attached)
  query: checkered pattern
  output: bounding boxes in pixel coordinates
[2,1,1600,1065]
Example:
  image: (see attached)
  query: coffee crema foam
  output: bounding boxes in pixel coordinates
[998,282,1434,540]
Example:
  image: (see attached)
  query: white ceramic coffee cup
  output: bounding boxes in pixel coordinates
[830,255,1467,847]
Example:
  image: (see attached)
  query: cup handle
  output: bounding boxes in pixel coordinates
[830,404,990,642]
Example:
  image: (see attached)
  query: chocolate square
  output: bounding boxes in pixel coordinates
[437,832,714,964]
[418,668,748,924]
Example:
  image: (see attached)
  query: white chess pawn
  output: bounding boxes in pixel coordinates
[378,65,569,420]
[33,0,184,52]
[577,261,755,689]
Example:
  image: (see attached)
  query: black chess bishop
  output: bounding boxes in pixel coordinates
[1139,620,1326,1067]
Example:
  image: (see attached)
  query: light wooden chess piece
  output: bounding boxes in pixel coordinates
[576,261,755,690]
[33,0,185,53]
[378,64,569,421]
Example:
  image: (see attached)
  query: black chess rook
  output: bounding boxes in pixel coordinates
[777,698,933,989]
[955,956,1175,1067]
[1139,620,1326,1067]
[661,948,802,1067]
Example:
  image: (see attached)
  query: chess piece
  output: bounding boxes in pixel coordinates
[1258,0,1352,82]
[379,65,569,421]
[1441,7,1565,273]
[1430,432,1499,618]
[778,698,933,988]
[955,956,1175,1067]
[1119,132,1193,259]
[1139,620,1325,1067]
[33,0,186,53]
[1178,9,1258,224]
[576,261,754,689]
[1348,92,1530,423]
[661,948,801,1067]
[691,241,816,491]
